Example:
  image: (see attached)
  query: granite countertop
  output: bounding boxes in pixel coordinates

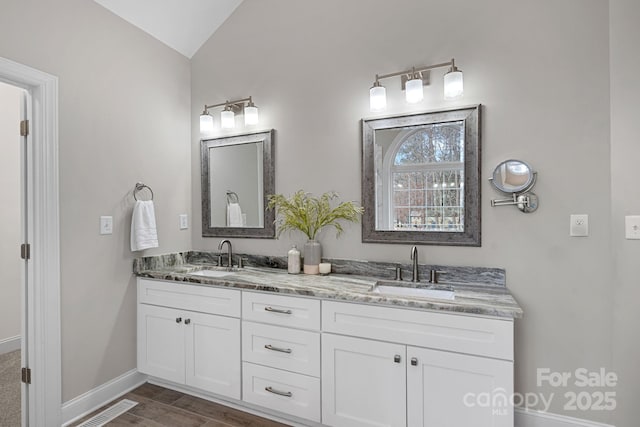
[136,263,523,319]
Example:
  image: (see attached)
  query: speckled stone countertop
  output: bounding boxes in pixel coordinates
[134,252,522,319]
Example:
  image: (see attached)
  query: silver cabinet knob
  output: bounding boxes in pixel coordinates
[394,355,401,363]
[175,317,182,324]
[411,357,418,366]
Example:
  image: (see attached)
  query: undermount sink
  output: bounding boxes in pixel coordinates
[188,269,237,278]
[370,281,455,301]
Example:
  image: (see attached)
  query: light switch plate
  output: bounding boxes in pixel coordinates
[625,215,640,239]
[570,214,589,237]
[100,216,113,235]
[179,214,189,230]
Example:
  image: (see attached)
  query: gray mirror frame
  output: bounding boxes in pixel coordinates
[361,105,481,246]
[201,129,275,239]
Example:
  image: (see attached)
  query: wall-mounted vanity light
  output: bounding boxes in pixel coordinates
[489,160,539,213]
[369,58,463,112]
[200,96,259,133]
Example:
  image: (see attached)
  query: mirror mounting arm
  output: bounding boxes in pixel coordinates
[490,192,539,213]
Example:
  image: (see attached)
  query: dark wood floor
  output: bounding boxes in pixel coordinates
[71,383,290,427]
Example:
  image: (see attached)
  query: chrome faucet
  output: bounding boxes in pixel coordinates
[410,246,420,282]
[218,239,233,268]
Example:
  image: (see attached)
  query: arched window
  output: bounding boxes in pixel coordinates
[385,122,465,231]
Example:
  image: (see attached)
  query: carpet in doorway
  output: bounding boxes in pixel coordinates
[0,350,21,426]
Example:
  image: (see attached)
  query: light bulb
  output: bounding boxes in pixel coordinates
[444,69,464,99]
[405,78,424,103]
[221,109,235,129]
[244,104,259,126]
[199,112,214,135]
[369,83,386,112]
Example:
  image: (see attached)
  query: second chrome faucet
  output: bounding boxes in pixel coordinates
[410,246,419,282]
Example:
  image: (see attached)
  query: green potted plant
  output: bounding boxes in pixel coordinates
[267,190,364,274]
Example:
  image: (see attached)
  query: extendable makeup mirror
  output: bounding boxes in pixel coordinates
[489,159,539,213]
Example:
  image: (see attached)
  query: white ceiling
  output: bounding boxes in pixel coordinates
[93,0,244,58]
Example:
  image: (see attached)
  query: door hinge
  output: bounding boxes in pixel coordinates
[20,119,29,137]
[21,367,31,384]
[21,243,31,260]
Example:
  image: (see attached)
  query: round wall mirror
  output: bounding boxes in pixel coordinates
[490,159,535,194]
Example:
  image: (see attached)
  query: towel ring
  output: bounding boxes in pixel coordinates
[226,190,239,205]
[134,182,154,201]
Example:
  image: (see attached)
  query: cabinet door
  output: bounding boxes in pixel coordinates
[322,334,406,427]
[407,346,513,427]
[137,304,185,384]
[185,312,241,399]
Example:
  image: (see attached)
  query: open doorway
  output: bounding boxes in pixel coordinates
[0,56,60,427]
[0,80,23,426]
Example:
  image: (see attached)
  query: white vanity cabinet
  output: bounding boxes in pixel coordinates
[321,301,514,427]
[137,277,516,427]
[241,292,322,422]
[137,279,241,399]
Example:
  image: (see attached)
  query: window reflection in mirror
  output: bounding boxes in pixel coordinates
[375,122,465,232]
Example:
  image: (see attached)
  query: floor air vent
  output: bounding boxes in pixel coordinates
[76,399,138,427]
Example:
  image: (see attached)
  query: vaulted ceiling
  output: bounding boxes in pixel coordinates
[93,0,244,58]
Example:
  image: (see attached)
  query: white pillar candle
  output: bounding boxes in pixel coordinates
[319,263,332,275]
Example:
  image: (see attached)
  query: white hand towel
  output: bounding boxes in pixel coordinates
[227,202,243,227]
[131,200,159,251]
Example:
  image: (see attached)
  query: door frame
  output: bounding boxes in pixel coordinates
[0,56,61,426]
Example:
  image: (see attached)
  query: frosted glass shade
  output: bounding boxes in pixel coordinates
[405,78,424,103]
[244,105,259,126]
[199,113,214,134]
[369,85,387,111]
[444,70,464,99]
[221,110,235,129]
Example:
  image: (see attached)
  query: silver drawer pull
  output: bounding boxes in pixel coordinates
[264,344,293,354]
[264,306,292,315]
[265,386,293,397]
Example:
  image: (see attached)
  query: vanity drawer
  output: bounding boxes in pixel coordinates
[322,301,513,360]
[138,279,240,318]
[242,292,320,330]
[242,321,320,377]
[242,362,320,423]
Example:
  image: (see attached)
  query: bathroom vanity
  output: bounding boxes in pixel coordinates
[135,254,521,427]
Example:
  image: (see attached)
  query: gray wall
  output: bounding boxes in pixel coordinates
[0,82,22,344]
[0,0,191,401]
[192,0,615,423]
[610,0,640,425]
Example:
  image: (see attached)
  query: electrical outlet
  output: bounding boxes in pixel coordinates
[570,214,589,237]
[100,216,113,235]
[625,216,640,239]
[179,214,189,230]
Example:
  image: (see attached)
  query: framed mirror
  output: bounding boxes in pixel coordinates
[362,105,481,246]
[201,130,275,238]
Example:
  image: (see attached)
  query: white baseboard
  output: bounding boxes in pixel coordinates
[515,407,614,427]
[0,335,20,354]
[61,369,148,426]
